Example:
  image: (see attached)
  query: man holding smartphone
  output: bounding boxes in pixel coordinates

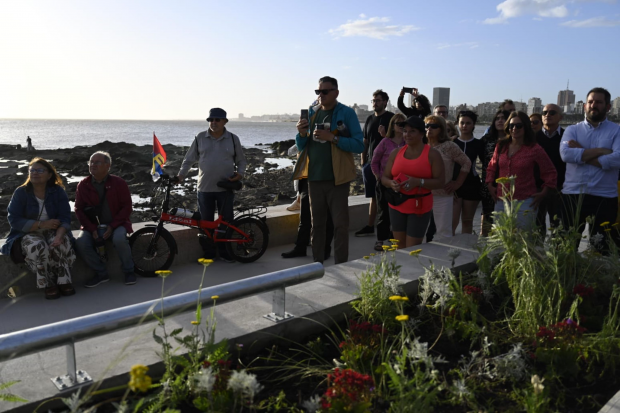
[356,89,394,240]
[291,76,364,264]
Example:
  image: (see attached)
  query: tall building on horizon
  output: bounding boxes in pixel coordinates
[515,102,527,113]
[433,87,450,108]
[557,87,575,108]
[527,98,542,115]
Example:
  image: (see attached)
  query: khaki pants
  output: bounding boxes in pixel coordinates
[308,180,350,264]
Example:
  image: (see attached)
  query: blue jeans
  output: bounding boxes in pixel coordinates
[197,191,235,255]
[75,226,134,276]
[494,197,536,230]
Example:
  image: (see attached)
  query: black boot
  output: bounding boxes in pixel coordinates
[282,247,307,258]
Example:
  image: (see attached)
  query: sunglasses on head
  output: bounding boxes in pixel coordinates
[542,110,557,116]
[425,123,441,130]
[508,123,524,130]
[207,118,223,122]
[315,88,336,96]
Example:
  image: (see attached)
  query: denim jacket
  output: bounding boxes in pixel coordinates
[1,184,74,256]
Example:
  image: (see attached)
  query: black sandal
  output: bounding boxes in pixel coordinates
[59,283,76,296]
[45,286,61,300]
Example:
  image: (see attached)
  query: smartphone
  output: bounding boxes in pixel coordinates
[403,87,414,94]
[394,173,408,184]
[300,109,309,122]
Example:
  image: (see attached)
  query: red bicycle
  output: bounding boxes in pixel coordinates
[129,174,269,276]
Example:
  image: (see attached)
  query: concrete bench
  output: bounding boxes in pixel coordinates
[0,196,371,297]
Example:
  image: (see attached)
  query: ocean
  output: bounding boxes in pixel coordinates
[0,119,489,150]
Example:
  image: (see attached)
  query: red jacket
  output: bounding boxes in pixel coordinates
[75,174,133,233]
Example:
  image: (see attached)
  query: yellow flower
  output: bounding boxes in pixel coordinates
[389,295,402,301]
[600,221,610,227]
[129,364,152,393]
[382,245,390,251]
[531,375,545,395]
[495,177,511,184]
[363,256,370,260]
[389,239,399,244]
[605,228,612,232]
[211,295,219,300]
[395,315,409,322]
[155,270,172,278]
[400,297,409,301]
[409,249,422,256]
[613,223,620,228]
[370,253,376,256]
[191,321,199,325]
[388,247,397,251]
[198,258,214,266]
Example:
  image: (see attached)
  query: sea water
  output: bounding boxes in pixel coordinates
[0,119,488,149]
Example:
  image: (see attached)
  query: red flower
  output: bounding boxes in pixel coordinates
[464,285,483,296]
[573,284,595,298]
[321,368,374,408]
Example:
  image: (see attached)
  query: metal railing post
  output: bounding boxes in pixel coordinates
[50,339,92,391]
[263,286,294,322]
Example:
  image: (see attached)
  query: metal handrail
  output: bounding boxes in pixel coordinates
[0,262,324,390]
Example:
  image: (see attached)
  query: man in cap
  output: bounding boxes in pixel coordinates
[177,108,247,262]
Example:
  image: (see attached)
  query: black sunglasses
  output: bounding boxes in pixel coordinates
[425,123,441,130]
[315,88,336,96]
[542,110,557,116]
[207,118,223,122]
[508,123,524,130]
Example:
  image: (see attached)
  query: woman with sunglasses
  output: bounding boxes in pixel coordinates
[371,113,406,250]
[485,112,557,229]
[480,109,510,235]
[1,158,76,299]
[530,113,543,134]
[424,115,471,239]
[452,111,486,235]
[381,116,445,248]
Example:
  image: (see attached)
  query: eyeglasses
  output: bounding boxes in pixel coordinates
[370,99,384,103]
[425,123,441,130]
[531,120,541,125]
[207,118,222,122]
[88,161,107,166]
[315,88,336,96]
[508,123,524,130]
[29,168,47,174]
[542,110,557,116]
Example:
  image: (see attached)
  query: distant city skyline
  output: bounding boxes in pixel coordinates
[1,1,619,120]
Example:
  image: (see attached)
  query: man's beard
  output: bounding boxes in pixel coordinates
[586,108,606,123]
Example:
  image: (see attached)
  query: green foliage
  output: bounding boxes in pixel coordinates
[350,252,402,325]
[0,380,27,403]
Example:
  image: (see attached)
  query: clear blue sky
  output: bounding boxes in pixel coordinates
[1,0,619,120]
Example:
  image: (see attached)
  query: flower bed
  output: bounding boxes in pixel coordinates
[4,188,620,412]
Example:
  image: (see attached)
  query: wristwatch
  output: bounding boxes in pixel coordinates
[419,178,425,188]
[332,135,339,145]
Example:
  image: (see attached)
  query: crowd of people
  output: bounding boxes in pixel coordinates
[290,78,620,262]
[3,78,620,299]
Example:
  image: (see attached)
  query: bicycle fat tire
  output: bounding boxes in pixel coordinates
[225,217,269,263]
[129,227,176,277]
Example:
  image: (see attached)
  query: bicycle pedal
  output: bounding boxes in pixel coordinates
[197,233,208,238]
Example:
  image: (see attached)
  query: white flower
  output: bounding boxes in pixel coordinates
[192,366,216,393]
[227,370,263,400]
[591,233,604,247]
[333,358,346,368]
[531,375,545,395]
[301,395,322,412]
[452,379,470,400]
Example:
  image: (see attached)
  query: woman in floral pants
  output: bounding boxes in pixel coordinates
[1,158,76,299]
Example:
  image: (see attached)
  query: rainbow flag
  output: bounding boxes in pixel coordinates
[151,133,167,181]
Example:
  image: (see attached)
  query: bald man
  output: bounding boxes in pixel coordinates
[535,104,565,233]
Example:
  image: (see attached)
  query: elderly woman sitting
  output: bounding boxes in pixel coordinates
[1,158,76,299]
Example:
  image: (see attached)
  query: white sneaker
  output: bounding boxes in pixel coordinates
[286,199,301,211]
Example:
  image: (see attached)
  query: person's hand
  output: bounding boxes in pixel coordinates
[531,191,546,210]
[567,140,583,149]
[487,183,498,202]
[378,124,386,138]
[229,172,243,182]
[42,219,61,230]
[313,129,333,142]
[103,226,113,240]
[92,230,99,240]
[390,180,402,192]
[444,181,461,194]
[50,234,63,248]
[297,119,309,135]
[400,88,405,97]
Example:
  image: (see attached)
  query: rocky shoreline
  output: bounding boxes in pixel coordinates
[0,141,365,238]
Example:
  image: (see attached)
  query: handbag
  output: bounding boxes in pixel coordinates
[10,237,26,264]
[383,188,431,206]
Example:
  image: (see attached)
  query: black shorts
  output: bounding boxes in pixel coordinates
[455,175,482,201]
[362,163,377,198]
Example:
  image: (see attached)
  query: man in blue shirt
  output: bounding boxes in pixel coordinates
[559,87,620,251]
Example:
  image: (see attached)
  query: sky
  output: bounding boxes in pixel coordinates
[1,0,619,120]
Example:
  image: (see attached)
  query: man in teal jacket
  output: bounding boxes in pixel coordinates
[292,76,364,264]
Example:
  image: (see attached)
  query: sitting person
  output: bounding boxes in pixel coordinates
[75,151,136,287]
[1,158,76,299]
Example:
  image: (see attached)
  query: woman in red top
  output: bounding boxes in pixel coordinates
[485,111,557,229]
[381,116,445,248]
